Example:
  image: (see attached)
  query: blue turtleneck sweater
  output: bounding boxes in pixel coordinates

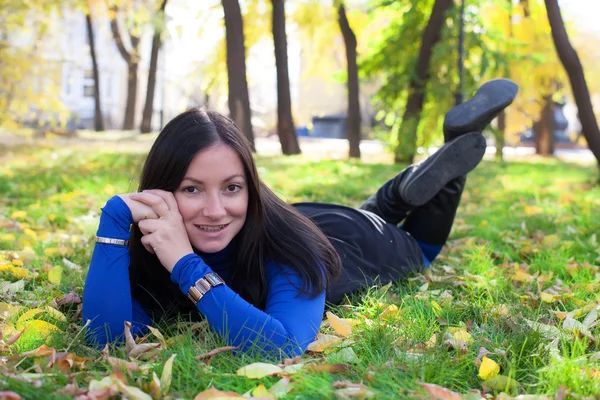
[82,196,324,357]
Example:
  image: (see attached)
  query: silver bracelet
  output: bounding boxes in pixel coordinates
[95,236,129,246]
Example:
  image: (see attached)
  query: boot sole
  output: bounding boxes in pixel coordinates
[400,132,486,206]
[444,79,518,137]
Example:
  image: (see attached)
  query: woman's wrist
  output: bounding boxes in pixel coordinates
[97,196,134,239]
[171,254,210,295]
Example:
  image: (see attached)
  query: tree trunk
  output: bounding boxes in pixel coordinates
[140,0,168,134]
[272,0,300,155]
[109,7,140,131]
[495,110,506,162]
[544,0,600,178]
[337,1,361,159]
[222,0,255,150]
[85,11,104,131]
[533,96,555,156]
[394,0,453,164]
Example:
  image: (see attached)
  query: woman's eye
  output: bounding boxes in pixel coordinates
[184,187,199,194]
[226,184,241,193]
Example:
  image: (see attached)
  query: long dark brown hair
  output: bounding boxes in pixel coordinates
[129,108,341,321]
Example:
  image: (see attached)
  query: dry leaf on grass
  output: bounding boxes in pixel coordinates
[124,321,160,360]
[236,362,283,379]
[160,353,176,395]
[326,311,352,337]
[478,357,500,380]
[332,381,375,399]
[0,392,23,400]
[307,334,343,352]
[194,387,246,399]
[196,346,238,361]
[417,382,463,400]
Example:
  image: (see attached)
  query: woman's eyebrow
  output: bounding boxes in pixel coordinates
[182,174,246,184]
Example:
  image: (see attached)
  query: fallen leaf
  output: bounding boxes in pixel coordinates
[236,362,282,379]
[0,392,23,400]
[160,354,176,395]
[332,381,375,399]
[48,266,62,284]
[417,382,462,400]
[194,387,246,399]
[305,364,352,374]
[149,372,161,400]
[251,383,276,399]
[196,346,238,361]
[481,375,519,392]
[55,291,81,306]
[268,377,293,398]
[478,357,500,380]
[327,311,352,337]
[114,378,153,400]
[307,334,343,352]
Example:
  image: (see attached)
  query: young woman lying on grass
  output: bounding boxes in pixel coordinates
[82,79,518,358]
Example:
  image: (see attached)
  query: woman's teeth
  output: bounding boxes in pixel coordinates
[199,225,226,232]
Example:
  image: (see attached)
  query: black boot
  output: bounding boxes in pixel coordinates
[402,175,466,246]
[360,132,486,224]
[444,78,519,142]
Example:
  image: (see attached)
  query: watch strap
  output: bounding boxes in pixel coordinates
[187,272,225,305]
[95,235,129,246]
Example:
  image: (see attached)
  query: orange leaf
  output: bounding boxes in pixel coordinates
[326,311,352,337]
[418,382,462,400]
[194,387,246,399]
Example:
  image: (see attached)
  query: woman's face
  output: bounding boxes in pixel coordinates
[174,143,249,254]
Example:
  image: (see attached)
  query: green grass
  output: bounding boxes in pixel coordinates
[1,140,600,399]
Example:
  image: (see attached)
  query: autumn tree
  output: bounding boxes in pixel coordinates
[336,0,361,158]
[140,0,168,134]
[85,0,104,131]
[222,0,255,150]
[392,0,453,163]
[544,0,600,178]
[272,0,300,155]
[0,1,69,129]
[109,2,141,130]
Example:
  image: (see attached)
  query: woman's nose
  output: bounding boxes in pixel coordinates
[202,194,226,220]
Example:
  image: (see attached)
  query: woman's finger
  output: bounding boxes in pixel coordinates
[130,192,170,218]
[143,189,180,216]
[138,219,160,235]
[140,235,155,254]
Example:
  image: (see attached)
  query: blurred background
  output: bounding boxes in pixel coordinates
[1,0,600,164]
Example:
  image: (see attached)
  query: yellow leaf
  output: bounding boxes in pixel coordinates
[326,311,352,337]
[160,354,176,395]
[540,292,556,303]
[524,206,543,215]
[306,334,343,352]
[11,259,23,267]
[251,384,276,399]
[380,304,399,320]
[511,270,534,283]
[48,266,62,284]
[11,211,27,219]
[542,234,560,248]
[236,362,282,379]
[23,228,37,240]
[478,357,500,380]
[431,301,442,317]
[48,214,56,222]
[114,378,153,400]
[1,234,16,242]
[16,319,60,337]
[452,329,473,344]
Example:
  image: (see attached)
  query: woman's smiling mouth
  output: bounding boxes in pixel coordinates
[195,223,230,232]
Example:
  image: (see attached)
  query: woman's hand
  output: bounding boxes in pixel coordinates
[118,194,159,223]
[129,190,194,273]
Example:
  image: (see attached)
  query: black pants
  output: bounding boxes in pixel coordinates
[294,203,425,305]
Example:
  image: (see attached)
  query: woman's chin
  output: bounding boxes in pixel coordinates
[193,240,229,254]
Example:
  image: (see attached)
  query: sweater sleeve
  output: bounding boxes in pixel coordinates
[82,196,151,347]
[171,255,325,357]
